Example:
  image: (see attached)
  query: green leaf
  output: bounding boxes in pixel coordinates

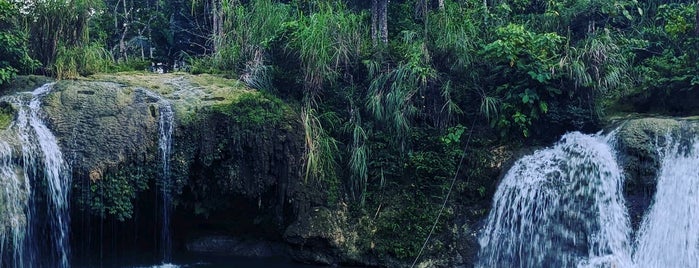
[622,9,632,20]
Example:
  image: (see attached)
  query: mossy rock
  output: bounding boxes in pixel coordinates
[30,72,302,222]
[0,75,54,94]
[617,118,682,191]
[616,118,699,229]
[284,206,370,266]
[0,102,14,129]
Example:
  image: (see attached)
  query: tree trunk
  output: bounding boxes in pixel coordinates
[371,0,388,46]
[416,0,428,19]
[371,0,378,46]
[119,24,129,62]
[695,0,699,37]
[212,0,222,53]
[483,0,489,24]
[138,28,145,60]
[378,0,388,45]
[118,0,132,62]
[438,0,444,10]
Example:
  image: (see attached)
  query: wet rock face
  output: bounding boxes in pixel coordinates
[615,118,699,229]
[43,81,160,181]
[616,118,680,194]
[283,206,349,265]
[30,74,305,242]
[186,235,287,258]
[283,206,379,266]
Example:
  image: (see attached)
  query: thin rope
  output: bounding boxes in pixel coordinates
[410,118,478,268]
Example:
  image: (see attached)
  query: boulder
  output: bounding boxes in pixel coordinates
[186,235,287,258]
[616,117,699,229]
[616,118,681,193]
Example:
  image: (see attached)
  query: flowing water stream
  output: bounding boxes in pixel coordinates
[141,89,175,264]
[633,134,699,267]
[4,83,699,267]
[478,127,699,267]
[477,132,632,268]
[0,140,29,268]
[0,83,70,267]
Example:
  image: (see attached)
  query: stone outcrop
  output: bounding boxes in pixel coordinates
[186,235,287,257]
[0,73,507,267]
[616,118,681,193]
[43,81,160,182]
[615,117,699,229]
[2,74,314,260]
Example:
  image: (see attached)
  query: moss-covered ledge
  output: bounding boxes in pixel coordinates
[33,72,305,224]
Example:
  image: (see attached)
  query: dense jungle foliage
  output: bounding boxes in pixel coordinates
[1,0,698,261]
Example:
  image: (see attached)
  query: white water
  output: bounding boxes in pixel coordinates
[26,83,71,267]
[0,141,29,268]
[633,135,699,267]
[0,85,176,267]
[0,83,71,267]
[478,128,699,268]
[477,132,632,268]
[141,89,175,263]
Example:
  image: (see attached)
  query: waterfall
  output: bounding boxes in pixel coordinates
[633,135,699,267]
[0,140,29,268]
[478,127,699,267]
[141,89,175,264]
[0,83,71,267]
[477,132,632,268]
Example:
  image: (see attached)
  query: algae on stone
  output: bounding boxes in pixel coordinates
[617,118,683,190]
[33,72,302,224]
[0,102,14,129]
[616,117,699,230]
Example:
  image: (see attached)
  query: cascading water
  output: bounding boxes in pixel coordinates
[633,134,699,267]
[0,140,29,268]
[478,126,699,267]
[477,132,632,268]
[141,89,175,264]
[0,83,71,267]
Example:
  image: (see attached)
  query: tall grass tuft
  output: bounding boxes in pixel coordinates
[349,141,367,203]
[54,42,113,79]
[561,29,632,101]
[291,1,367,97]
[211,0,291,78]
[365,31,436,144]
[28,0,102,67]
[426,1,481,70]
[344,109,368,203]
[302,106,339,184]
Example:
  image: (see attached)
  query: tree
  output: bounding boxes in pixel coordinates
[27,0,100,67]
[0,0,37,85]
[695,0,698,36]
[115,0,134,61]
[371,0,388,45]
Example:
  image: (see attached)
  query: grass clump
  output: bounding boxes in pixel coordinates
[54,42,113,79]
[211,91,292,128]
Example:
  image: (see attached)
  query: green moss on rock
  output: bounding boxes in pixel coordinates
[0,102,14,129]
[0,75,54,94]
[38,73,301,221]
[616,118,699,229]
[210,92,291,128]
[617,118,682,191]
